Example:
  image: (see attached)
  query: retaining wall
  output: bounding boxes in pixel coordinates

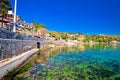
[0,39,37,61]
[0,39,54,61]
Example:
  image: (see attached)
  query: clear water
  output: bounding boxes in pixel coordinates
[22,44,120,80]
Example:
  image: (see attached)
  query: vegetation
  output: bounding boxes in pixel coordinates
[49,31,83,41]
[23,27,32,31]
[84,34,120,42]
[18,15,22,20]
[60,32,69,41]
[0,0,12,27]
[49,31,61,40]
[49,31,120,42]
[5,58,35,80]
[32,21,46,31]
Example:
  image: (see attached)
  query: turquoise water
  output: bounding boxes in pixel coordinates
[24,44,120,80]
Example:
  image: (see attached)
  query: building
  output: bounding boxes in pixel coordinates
[0,13,13,30]
[0,11,20,30]
[0,12,35,32]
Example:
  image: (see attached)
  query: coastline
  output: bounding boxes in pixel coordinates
[0,49,39,79]
[0,39,120,79]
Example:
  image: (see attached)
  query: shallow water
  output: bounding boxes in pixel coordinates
[17,44,120,80]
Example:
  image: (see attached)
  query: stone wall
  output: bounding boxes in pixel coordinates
[0,39,54,61]
[0,28,54,61]
[0,39,37,61]
[0,28,44,41]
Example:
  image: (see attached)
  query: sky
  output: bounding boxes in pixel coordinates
[10,0,120,34]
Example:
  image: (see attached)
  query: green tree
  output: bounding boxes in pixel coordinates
[49,31,61,40]
[60,32,68,41]
[18,15,22,20]
[32,21,46,31]
[69,32,74,34]
[77,32,82,35]
[0,0,12,27]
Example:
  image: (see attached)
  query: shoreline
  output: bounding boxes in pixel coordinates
[4,42,120,80]
[0,39,120,79]
[54,40,120,46]
[0,48,38,79]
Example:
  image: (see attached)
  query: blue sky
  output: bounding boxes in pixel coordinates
[10,0,120,34]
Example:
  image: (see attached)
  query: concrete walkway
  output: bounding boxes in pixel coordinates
[0,48,39,79]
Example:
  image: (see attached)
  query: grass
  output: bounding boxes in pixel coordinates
[5,61,34,80]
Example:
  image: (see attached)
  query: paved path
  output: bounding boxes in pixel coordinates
[0,48,38,79]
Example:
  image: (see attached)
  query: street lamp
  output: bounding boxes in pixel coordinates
[13,0,17,32]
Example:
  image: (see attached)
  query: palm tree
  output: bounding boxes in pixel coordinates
[0,0,12,28]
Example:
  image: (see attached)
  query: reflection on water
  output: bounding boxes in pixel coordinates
[15,44,120,80]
